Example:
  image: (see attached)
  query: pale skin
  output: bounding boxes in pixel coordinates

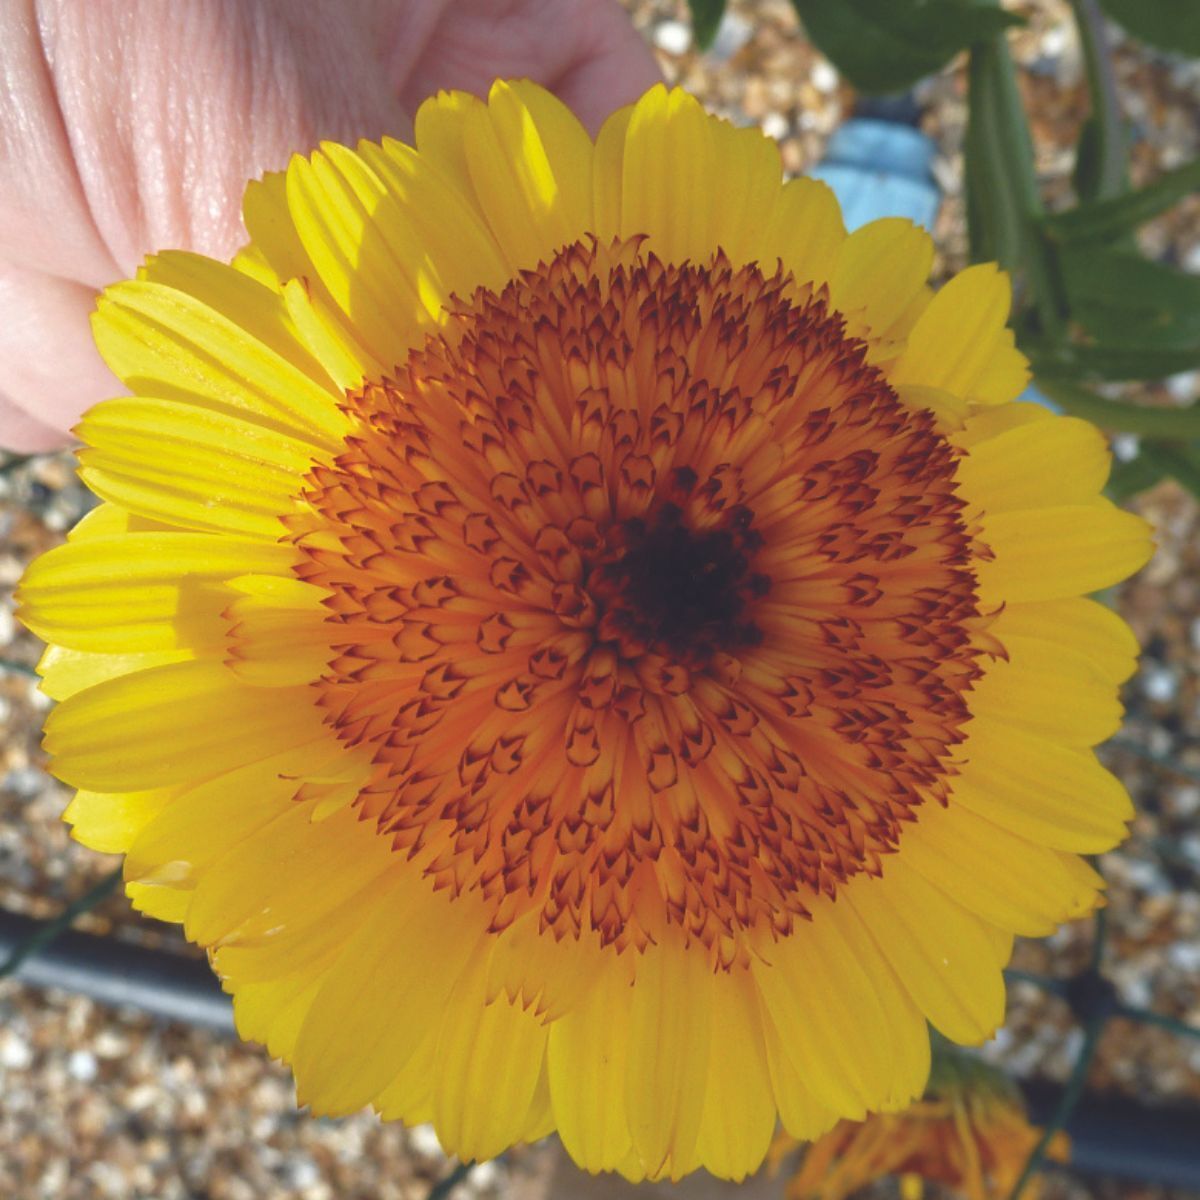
[0,0,660,450]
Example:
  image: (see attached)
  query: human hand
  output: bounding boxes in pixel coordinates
[0,0,660,450]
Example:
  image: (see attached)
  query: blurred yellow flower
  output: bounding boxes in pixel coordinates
[779,1061,1070,1200]
[18,80,1149,1180]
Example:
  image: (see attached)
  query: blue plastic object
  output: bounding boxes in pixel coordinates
[810,117,940,232]
[813,113,1058,411]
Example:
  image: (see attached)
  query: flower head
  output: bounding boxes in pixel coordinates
[18,81,1151,1181]
[779,1055,1070,1200]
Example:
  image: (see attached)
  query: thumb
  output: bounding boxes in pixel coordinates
[0,266,115,452]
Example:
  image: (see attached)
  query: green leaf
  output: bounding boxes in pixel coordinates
[1072,115,1104,206]
[1031,341,1200,382]
[965,39,1029,271]
[1059,247,1200,350]
[1070,0,1128,204]
[1035,381,1200,440]
[686,0,727,50]
[790,0,1022,93]
[1140,441,1200,498]
[964,38,1066,336]
[1097,0,1200,55]
[1107,450,1167,502]
[1046,158,1200,242]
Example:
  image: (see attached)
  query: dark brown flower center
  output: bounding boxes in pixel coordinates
[588,502,769,667]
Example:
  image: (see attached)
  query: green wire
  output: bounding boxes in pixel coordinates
[0,868,123,979]
[1006,1014,1105,1200]
[426,1161,476,1200]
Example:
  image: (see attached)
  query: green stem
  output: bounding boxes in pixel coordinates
[0,452,35,477]
[1004,968,1069,997]
[1107,735,1200,785]
[1045,159,1200,242]
[1036,378,1200,437]
[1070,0,1127,200]
[967,37,1066,336]
[0,868,123,979]
[1116,1004,1200,1042]
[1089,888,1108,973]
[1006,1015,1105,1200]
[426,1161,476,1200]
[0,658,37,678]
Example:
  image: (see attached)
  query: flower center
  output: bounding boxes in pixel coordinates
[295,236,988,968]
[589,501,769,666]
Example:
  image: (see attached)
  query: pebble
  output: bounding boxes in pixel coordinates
[1112,432,1142,462]
[0,1031,34,1071]
[1141,662,1180,703]
[709,11,753,62]
[652,18,691,56]
[811,60,839,94]
[67,1049,99,1083]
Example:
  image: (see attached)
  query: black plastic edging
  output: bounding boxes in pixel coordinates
[3,906,1200,1190]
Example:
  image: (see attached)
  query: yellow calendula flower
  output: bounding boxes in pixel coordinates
[779,1058,1070,1200]
[19,81,1149,1181]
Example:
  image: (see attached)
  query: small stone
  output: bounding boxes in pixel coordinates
[709,11,753,62]
[1165,369,1200,404]
[67,1049,99,1082]
[761,111,789,141]
[409,1124,444,1157]
[1141,663,1179,703]
[811,60,839,93]
[1171,785,1200,817]
[653,19,691,56]
[282,1155,321,1189]
[1168,942,1200,973]
[1111,432,1141,463]
[93,1030,130,1059]
[0,1030,34,1070]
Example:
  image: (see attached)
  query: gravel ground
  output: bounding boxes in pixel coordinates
[3,1,1199,1197]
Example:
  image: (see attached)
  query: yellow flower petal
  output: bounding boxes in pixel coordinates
[548,963,636,1174]
[954,412,1111,512]
[433,958,550,1163]
[976,501,1153,603]
[762,176,846,290]
[890,263,1029,404]
[846,862,1006,1044]
[694,969,777,1181]
[38,644,196,702]
[19,533,292,652]
[291,874,481,1117]
[760,1008,840,1141]
[901,803,1103,936]
[77,397,319,537]
[994,597,1139,684]
[63,787,175,855]
[624,937,712,1176]
[951,722,1134,852]
[968,636,1123,745]
[754,909,894,1118]
[92,277,348,447]
[618,85,719,265]
[43,662,323,790]
[829,218,934,350]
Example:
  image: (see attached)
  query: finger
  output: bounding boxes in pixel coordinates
[543,0,663,133]
[0,265,116,452]
[36,0,412,270]
[0,2,120,287]
[392,0,662,135]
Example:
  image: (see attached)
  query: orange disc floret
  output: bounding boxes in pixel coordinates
[293,236,991,966]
